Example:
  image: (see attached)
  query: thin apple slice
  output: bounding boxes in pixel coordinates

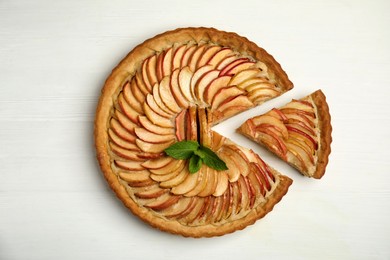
[115,160,144,171]
[216,188,229,222]
[180,197,205,224]
[195,69,220,104]
[181,45,197,66]
[288,137,315,164]
[285,99,314,111]
[162,47,173,77]
[223,61,256,76]
[184,166,208,197]
[247,163,266,198]
[223,184,234,219]
[135,71,152,95]
[188,44,207,72]
[268,108,288,122]
[110,118,136,143]
[159,76,181,113]
[216,55,238,70]
[203,75,232,105]
[256,130,288,159]
[210,131,225,151]
[245,81,275,92]
[130,77,146,104]
[143,101,174,128]
[162,197,193,218]
[136,138,174,154]
[114,110,138,134]
[178,66,195,103]
[213,171,229,196]
[211,86,245,110]
[134,127,176,144]
[208,47,234,67]
[160,164,189,188]
[108,129,139,151]
[141,58,152,91]
[229,68,262,86]
[216,95,253,117]
[175,109,187,141]
[197,45,222,68]
[247,87,280,102]
[186,106,197,141]
[218,151,241,182]
[170,69,189,108]
[171,170,199,195]
[219,58,249,76]
[156,50,164,82]
[138,115,174,136]
[190,64,214,99]
[141,156,173,169]
[280,107,316,119]
[172,45,187,70]
[152,83,175,115]
[222,145,250,176]
[122,81,144,115]
[231,181,242,214]
[145,94,171,118]
[286,118,315,136]
[237,175,251,211]
[286,142,310,173]
[197,167,218,197]
[237,77,269,90]
[119,170,151,183]
[149,159,185,176]
[110,142,142,161]
[144,193,181,211]
[251,115,288,139]
[135,185,168,199]
[198,108,211,147]
[150,162,186,182]
[146,55,158,87]
[118,94,140,124]
[287,125,318,150]
[171,197,197,220]
[209,196,223,223]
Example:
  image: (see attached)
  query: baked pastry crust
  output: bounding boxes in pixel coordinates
[95,27,294,237]
[238,90,332,179]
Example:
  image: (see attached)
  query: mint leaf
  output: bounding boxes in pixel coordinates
[164,140,199,160]
[199,145,228,171]
[189,154,202,174]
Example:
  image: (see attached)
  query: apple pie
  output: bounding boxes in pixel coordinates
[95,27,295,237]
[238,90,332,179]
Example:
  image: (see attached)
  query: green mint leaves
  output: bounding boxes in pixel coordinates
[164,140,228,174]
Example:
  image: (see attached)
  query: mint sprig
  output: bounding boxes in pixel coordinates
[164,140,228,174]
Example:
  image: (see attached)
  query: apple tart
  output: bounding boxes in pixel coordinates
[95,27,294,237]
[238,90,332,179]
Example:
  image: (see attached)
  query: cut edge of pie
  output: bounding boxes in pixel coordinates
[237,89,332,179]
[94,27,295,237]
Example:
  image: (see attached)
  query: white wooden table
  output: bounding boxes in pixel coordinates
[1,0,389,259]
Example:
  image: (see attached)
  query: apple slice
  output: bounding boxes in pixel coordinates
[216,95,253,119]
[286,142,310,173]
[149,158,185,176]
[156,50,164,82]
[288,138,315,164]
[216,55,238,70]
[162,47,173,77]
[108,129,139,151]
[172,45,187,70]
[237,77,269,90]
[237,175,251,211]
[141,156,173,169]
[198,108,211,147]
[194,69,220,104]
[212,171,229,196]
[286,125,318,150]
[245,81,276,92]
[218,151,241,182]
[208,47,234,67]
[135,185,168,199]
[136,138,174,154]
[130,76,146,104]
[143,101,174,128]
[118,94,140,124]
[280,107,316,119]
[138,115,174,136]
[247,87,280,103]
[144,193,181,211]
[160,164,189,188]
[229,68,262,86]
[185,166,208,197]
[122,81,144,114]
[210,131,225,151]
[141,58,152,91]
[159,76,181,113]
[119,170,153,186]
[115,160,144,171]
[222,145,250,176]
[146,54,158,87]
[110,118,136,143]
[114,110,138,134]
[171,170,199,195]
[203,75,232,105]
[171,197,198,220]
[110,142,142,161]
[286,119,316,136]
[170,69,189,108]
[145,94,171,118]
[231,181,242,215]
[219,58,249,76]
[190,64,214,99]
[223,184,234,219]
[180,197,205,224]
[188,44,207,72]
[197,45,222,68]
[162,197,193,218]
[135,127,176,144]
[211,86,245,110]
[178,66,195,103]
[216,188,229,222]
[175,109,187,141]
[151,162,186,182]
[256,129,288,159]
[209,196,223,223]
[152,83,175,115]
[223,61,256,76]
[247,163,266,198]
[135,71,152,95]
[197,167,218,197]
[186,106,198,141]
[251,115,288,139]
[180,45,197,68]
[286,99,314,111]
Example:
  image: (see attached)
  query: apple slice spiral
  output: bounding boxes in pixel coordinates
[96,28,294,237]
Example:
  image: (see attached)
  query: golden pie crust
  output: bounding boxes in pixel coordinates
[95,27,295,237]
[238,90,332,179]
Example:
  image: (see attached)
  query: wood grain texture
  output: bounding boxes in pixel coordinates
[1,0,389,259]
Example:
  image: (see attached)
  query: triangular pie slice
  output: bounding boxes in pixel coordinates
[238,90,332,179]
[95,27,294,237]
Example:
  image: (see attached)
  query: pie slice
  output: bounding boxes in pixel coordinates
[95,27,294,237]
[238,90,332,179]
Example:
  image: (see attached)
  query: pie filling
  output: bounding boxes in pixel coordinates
[107,41,290,226]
